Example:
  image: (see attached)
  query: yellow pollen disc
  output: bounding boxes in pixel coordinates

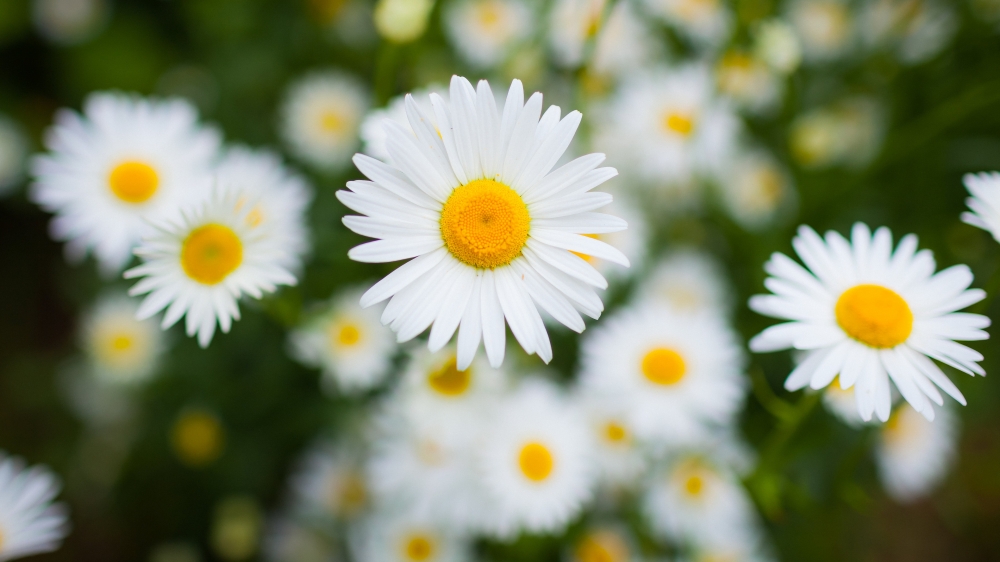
[111,334,133,350]
[329,471,368,516]
[835,284,913,348]
[440,179,530,269]
[518,442,555,482]
[721,51,753,70]
[402,534,436,561]
[575,531,629,562]
[320,110,345,133]
[171,411,225,467]
[337,323,362,346]
[662,112,696,136]
[477,2,501,27]
[427,356,472,397]
[181,224,244,285]
[603,421,629,444]
[684,474,704,497]
[109,161,159,204]
[641,347,687,386]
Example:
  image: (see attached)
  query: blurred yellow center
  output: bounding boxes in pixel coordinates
[661,112,695,136]
[171,411,224,467]
[181,224,244,285]
[477,2,501,27]
[835,284,912,348]
[320,110,345,133]
[111,334,133,351]
[427,356,472,397]
[440,179,530,269]
[336,323,362,346]
[109,161,159,203]
[684,474,705,497]
[402,534,436,561]
[518,442,554,482]
[603,421,629,444]
[641,347,686,386]
[330,471,368,516]
[576,531,629,562]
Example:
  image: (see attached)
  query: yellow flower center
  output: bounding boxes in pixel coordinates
[109,161,159,204]
[835,284,913,348]
[575,530,629,562]
[641,347,686,386]
[518,442,555,482]
[440,179,531,269]
[329,471,368,517]
[402,533,436,561]
[476,1,502,27]
[111,334,133,350]
[181,224,244,285]
[661,112,696,137]
[333,322,362,347]
[426,356,472,397]
[320,110,345,133]
[171,410,225,467]
[603,421,629,444]
[684,474,704,497]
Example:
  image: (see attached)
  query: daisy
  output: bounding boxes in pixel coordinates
[860,0,957,65]
[288,286,397,395]
[125,188,298,348]
[789,97,884,169]
[570,526,634,562]
[80,293,166,385]
[170,408,226,468]
[749,223,990,422]
[875,403,958,501]
[339,76,629,369]
[477,380,596,537]
[548,0,607,68]
[718,148,796,231]
[575,390,646,488]
[589,1,661,79]
[0,452,69,561]
[580,303,746,445]
[214,146,313,272]
[753,19,803,74]
[349,511,470,562]
[715,50,782,115]
[962,171,1000,242]
[30,92,221,274]
[596,65,740,188]
[444,0,533,69]
[32,0,109,45]
[787,0,855,63]
[643,0,733,49]
[287,441,369,521]
[634,250,732,318]
[374,0,435,43]
[0,115,27,197]
[280,71,369,173]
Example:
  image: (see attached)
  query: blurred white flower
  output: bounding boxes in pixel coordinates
[125,188,298,347]
[374,0,435,42]
[280,71,369,173]
[287,441,369,522]
[749,223,990,422]
[339,76,629,369]
[214,146,313,273]
[262,518,335,562]
[288,287,397,395]
[569,526,635,562]
[635,250,732,318]
[0,452,69,561]
[962,171,1000,243]
[444,0,533,68]
[753,19,802,73]
[789,97,885,169]
[643,0,733,49]
[787,0,855,63]
[80,293,165,386]
[575,391,647,489]
[32,0,109,45]
[31,93,221,274]
[548,0,606,68]
[718,148,796,231]
[477,380,596,537]
[715,50,783,115]
[580,303,746,446]
[349,510,470,562]
[590,1,661,78]
[876,403,958,501]
[860,0,957,65]
[0,115,28,197]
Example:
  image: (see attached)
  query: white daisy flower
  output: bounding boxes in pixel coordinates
[80,293,166,386]
[787,0,855,63]
[287,441,369,522]
[580,303,746,445]
[548,0,606,68]
[590,1,661,79]
[0,115,28,197]
[280,71,369,173]
[860,0,957,65]
[349,511,470,562]
[32,0,110,45]
[875,403,958,502]
[288,286,397,394]
[715,50,782,115]
[718,148,796,231]
[643,0,733,49]
[576,391,646,488]
[570,526,634,562]
[477,380,596,537]
[339,76,630,369]
[961,172,1000,242]
[642,445,758,548]
[214,146,313,272]
[635,250,732,318]
[749,223,990,422]
[444,0,533,69]
[597,64,741,188]
[125,188,298,347]
[30,93,221,274]
[0,453,69,561]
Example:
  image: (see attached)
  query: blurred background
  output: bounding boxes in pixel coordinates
[3,0,1000,560]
